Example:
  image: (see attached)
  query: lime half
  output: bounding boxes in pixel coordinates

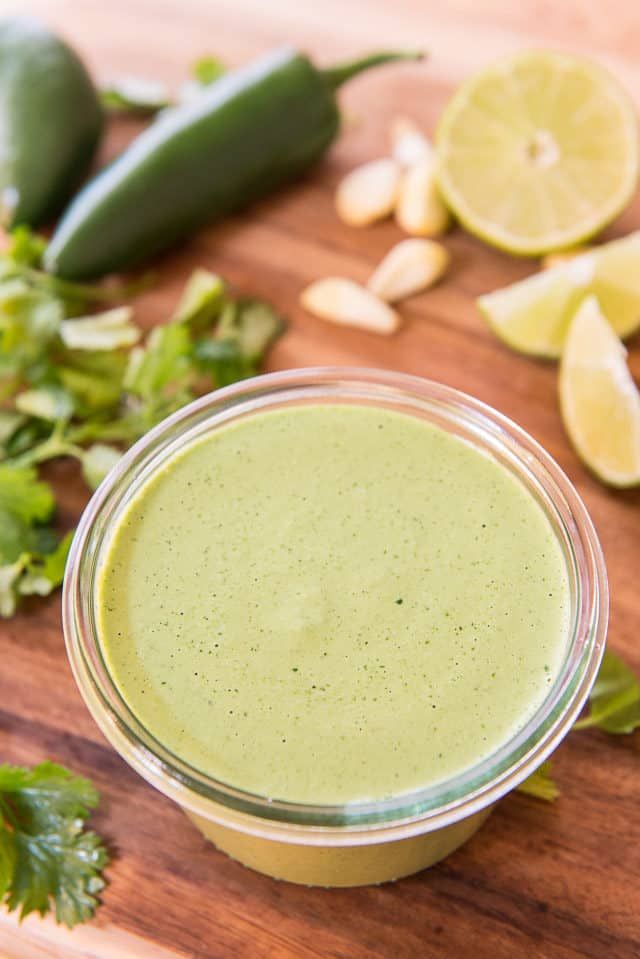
[560,295,640,487]
[477,232,640,357]
[436,51,640,255]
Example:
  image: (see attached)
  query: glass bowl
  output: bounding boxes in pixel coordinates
[63,368,608,886]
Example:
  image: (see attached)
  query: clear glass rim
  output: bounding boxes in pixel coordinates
[63,368,608,844]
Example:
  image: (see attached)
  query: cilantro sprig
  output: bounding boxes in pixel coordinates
[574,649,640,734]
[517,649,640,802]
[0,762,108,927]
[100,53,226,116]
[0,465,72,616]
[0,229,284,616]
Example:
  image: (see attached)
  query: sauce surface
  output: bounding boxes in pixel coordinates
[98,404,570,804]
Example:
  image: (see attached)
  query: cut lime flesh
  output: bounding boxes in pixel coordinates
[436,50,640,255]
[559,295,640,487]
[477,232,640,358]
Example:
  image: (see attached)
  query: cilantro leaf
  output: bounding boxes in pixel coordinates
[100,57,224,116]
[64,284,283,444]
[0,465,54,525]
[516,652,640,803]
[57,349,129,417]
[0,762,108,927]
[81,444,121,491]
[0,822,16,898]
[574,649,640,734]
[0,761,98,824]
[19,532,73,598]
[0,281,63,385]
[15,386,75,423]
[0,467,72,616]
[516,762,560,802]
[171,269,226,333]
[0,227,138,402]
[6,227,47,268]
[59,307,140,351]
[125,323,193,401]
[0,561,26,618]
[180,57,226,103]
[216,298,285,362]
[100,77,171,115]
[195,297,284,386]
[0,411,25,447]
[1,418,50,461]
[10,827,106,927]
[191,56,225,85]
[194,337,251,387]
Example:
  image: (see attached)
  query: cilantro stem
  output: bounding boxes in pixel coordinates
[25,268,155,304]
[66,421,134,445]
[572,717,594,730]
[0,795,19,829]
[8,432,83,468]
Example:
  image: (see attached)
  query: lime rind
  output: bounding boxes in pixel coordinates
[435,50,640,255]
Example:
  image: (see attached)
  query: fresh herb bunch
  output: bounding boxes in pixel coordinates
[0,761,108,927]
[0,227,284,616]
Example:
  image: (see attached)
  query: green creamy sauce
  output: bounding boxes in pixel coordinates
[98,404,570,804]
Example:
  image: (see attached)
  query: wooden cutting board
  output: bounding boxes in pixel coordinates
[2,0,640,956]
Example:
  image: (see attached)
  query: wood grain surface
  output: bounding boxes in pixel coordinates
[1,0,640,956]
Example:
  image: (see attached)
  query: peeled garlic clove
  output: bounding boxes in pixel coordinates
[300,278,401,335]
[541,245,593,270]
[396,158,451,237]
[368,239,449,303]
[390,116,432,168]
[335,158,400,227]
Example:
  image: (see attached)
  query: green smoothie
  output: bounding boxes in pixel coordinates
[98,404,570,805]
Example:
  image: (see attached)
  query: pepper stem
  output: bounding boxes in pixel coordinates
[322,51,425,89]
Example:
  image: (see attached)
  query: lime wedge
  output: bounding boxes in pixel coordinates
[559,295,640,487]
[477,232,640,357]
[436,51,640,255]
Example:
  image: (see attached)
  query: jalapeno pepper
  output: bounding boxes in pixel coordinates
[45,47,422,279]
